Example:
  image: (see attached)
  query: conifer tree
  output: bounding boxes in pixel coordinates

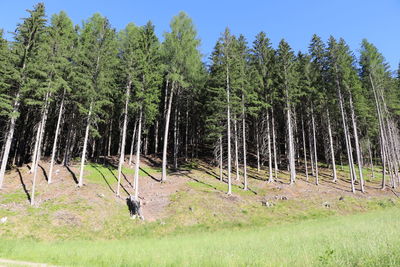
[276,39,298,184]
[161,12,202,182]
[75,14,118,187]
[47,11,77,184]
[0,3,47,189]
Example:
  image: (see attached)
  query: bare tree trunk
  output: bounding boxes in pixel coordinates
[311,105,318,185]
[256,125,260,172]
[336,77,356,193]
[349,94,365,192]
[185,99,189,161]
[267,110,273,183]
[31,91,51,174]
[107,119,112,157]
[368,139,375,180]
[234,116,240,181]
[326,109,337,182]
[219,135,223,181]
[285,82,296,184]
[134,108,143,200]
[226,66,232,195]
[128,119,137,166]
[308,121,315,178]
[78,102,93,187]
[272,107,278,180]
[31,93,50,205]
[117,81,130,196]
[173,104,179,170]
[162,81,174,182]
[154,120,159,154]
[301,116,309,181]
[48,91,65,184]
[242,94,248,190]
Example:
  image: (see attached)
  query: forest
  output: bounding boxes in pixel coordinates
[1,2,400,266]
[1,3,400,206]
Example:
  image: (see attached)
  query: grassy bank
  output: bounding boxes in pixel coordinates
[0,207,399,266]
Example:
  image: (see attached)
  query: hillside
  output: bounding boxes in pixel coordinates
[0,156,398,241]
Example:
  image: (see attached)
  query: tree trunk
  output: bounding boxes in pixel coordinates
[368,139,375,180]
[272,107,278,180]
[234,116,240,181]
[31,93,50,205]
[326,109,337,182]
[185,99,189,161]
[242,94,248,190]
[78,102,93,187]
[134,108,143,200]
[267,110,273,183]
[308,121,315,178]
[349,94,365,192]
[226,65,232,195]
[128,119,137,166]
[107,118,112,157]
[161,81,174,182]
[48,90,65,184]
[256,125,260,172]
[173,104,179,170]
[117,81,131,196]
[336,76,356,193]
[219,135,223,181]
[301,116,309,181]
[154,120,159,154]
[285,84,296,184]
[311,105,318,185]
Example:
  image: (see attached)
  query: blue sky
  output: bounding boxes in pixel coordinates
[0,0,399,71]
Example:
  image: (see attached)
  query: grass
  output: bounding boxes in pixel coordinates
[0,207,399,266]
[84,163,160,185]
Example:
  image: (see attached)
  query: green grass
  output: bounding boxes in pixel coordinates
[1,207,400,266]
[84,163,160,185]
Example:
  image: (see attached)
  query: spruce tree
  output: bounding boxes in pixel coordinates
[161,12,202,182]
[0,3,47,189]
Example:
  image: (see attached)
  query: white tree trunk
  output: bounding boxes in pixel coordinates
[117,81,130,196]
[78,102,93,187]
[154,120,159,154]
[31,93,50,205]
[107,119,112,157]
[162,81,174,182]
[226,66,232,195]
[272,107,278,180]
[349,94,365,192]
[242,94,248,190]
[301,116,309,181]
[134,108,142,200]
[336,77,356,193]
[311,106,318,185]
[285,83,296,184]
[128,119,137,166]
[267,110,273,183]
[256,125,260,172]
[219,135,223,181]
[234,117,239,181]
[326,109,337,182]
[48,91,65,184]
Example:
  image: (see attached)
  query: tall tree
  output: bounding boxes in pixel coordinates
[75,14,117,187]
[161,12,202,182]
[0,3,47,189]
[276,39,298,184]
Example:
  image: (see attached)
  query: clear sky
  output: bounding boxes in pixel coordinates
[0,0,399,71]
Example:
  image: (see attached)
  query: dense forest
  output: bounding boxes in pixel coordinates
[1,3,400,207]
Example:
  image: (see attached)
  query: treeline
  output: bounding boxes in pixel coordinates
[0,3,399,205]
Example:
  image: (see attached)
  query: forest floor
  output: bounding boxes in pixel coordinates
[0,156,399,265]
